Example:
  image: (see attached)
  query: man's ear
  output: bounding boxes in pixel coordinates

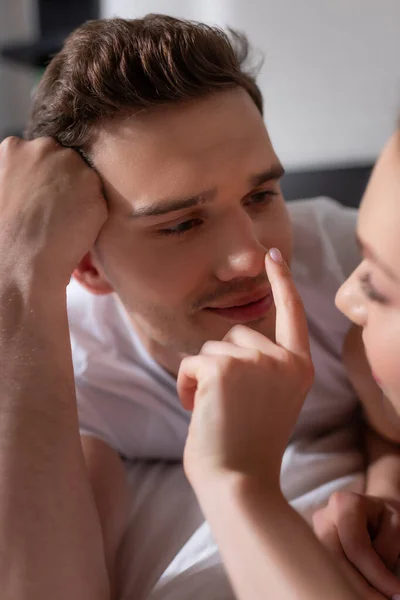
[72,252,114,295]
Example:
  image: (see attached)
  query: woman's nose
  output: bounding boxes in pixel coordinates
[335,268,367,327]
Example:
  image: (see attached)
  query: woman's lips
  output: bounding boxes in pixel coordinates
[205,292,274,322]
[372,372,382,387]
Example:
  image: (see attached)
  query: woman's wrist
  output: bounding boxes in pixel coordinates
[188,464,285,517]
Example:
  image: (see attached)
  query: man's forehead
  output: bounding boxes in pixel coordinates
[90,88,270,160]
[88,90,278,210]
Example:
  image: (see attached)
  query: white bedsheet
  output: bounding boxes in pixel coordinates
[119,425,364,600]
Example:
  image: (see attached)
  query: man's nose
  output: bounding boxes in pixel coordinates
[214,213,267,282]
[335,267,367,327]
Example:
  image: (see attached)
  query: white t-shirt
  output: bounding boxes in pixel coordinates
[68,197,360,461]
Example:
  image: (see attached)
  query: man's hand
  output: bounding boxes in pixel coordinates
[313,491,400,599]
[178,248,314,488]
[0,136,107,289]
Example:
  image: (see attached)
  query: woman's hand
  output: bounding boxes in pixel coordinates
[178,248,314,489]
[314,491,400,599]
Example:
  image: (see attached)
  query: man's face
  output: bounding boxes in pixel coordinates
[87,88,292,355]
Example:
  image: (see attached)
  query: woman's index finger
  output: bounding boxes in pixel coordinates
[266,248,311,357]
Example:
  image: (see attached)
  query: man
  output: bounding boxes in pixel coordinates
[0,14,396,600]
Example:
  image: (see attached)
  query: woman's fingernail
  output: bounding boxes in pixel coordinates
[269,248,283,263]
[391,595,400,599]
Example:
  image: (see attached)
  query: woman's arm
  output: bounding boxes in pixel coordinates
[194,472,361,600]
[180,250,362,600]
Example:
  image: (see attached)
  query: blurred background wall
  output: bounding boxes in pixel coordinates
[0,0,37,138]
[1,0,399,170]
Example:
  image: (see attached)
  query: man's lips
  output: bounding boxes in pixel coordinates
[204,288,274,322]
[206,287,271,310]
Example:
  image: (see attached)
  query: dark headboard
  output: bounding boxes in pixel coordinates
[281,164,372,208]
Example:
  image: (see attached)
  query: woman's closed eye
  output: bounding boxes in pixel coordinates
[359,272,389,304]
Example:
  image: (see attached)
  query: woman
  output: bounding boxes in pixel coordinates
[178,131,400,600]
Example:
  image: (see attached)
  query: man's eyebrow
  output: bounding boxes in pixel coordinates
[130,189,215,218]
[356,234,400,283]
[130,163,286,219]
[248,164,286,187]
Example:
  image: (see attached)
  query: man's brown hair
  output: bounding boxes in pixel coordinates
[25,14,263,150]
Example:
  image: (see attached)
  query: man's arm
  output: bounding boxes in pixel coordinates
[81,436,130,600]
[0,137,111,600]
[0,286,109,600]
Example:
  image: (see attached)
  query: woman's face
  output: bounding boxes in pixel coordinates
[336,132,400,411]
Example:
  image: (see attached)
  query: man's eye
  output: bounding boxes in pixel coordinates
[159,218,203,236]
[248,190,277,206]
[359,272,389,305]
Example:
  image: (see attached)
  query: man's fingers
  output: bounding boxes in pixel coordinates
[265,248,311,357]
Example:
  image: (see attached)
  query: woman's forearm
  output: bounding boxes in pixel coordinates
[365,425,400,501]
[193,473,361,600]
